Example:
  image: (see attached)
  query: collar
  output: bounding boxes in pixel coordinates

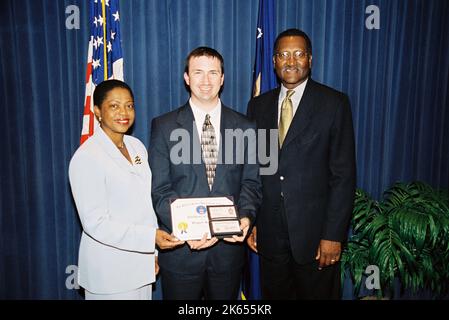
[279,77,309,103]
[189,98,221,120]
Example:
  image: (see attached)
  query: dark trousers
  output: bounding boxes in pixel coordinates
[161,266,242,300]
[260,254,341,300]
[260,200,341,300]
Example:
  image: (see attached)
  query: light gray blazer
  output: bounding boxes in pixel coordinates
[69,127,158,294]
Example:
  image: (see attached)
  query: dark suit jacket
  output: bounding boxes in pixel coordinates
[149,102,262,274]
[247,79,356,265]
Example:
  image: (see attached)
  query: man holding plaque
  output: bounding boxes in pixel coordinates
[149,47,262,300]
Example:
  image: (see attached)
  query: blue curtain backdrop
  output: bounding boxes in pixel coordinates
[0,0,448,299]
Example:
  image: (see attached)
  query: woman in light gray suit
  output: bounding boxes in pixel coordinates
[69,80,184,300]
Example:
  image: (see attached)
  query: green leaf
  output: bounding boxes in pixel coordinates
[344,182,449,297]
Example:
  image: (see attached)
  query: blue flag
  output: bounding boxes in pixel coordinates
[252,0,277,97]
[242,0,276,301]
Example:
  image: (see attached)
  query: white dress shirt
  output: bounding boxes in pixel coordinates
[277,78,309,125]
[189,98,222,147]
[69,127,159,294]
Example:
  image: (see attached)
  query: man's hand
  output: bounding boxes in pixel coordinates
[156,229,185,250]
[223,217,250,243]
[155,256,160,276]
[246,226,257,253]
[315,239,341,270]
[187,233,218,250]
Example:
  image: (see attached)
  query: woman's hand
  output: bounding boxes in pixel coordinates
[156,229,185,250]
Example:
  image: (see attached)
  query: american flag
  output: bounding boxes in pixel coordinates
[80,0,124,144]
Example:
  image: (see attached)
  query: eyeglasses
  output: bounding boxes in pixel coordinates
[275,50,308,61]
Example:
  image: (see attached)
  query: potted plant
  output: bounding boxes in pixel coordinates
[341,181,449,299]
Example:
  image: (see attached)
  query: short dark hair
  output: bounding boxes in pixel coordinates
[93,79,134,108]
[274,28,312,56]
[184,46,224,74]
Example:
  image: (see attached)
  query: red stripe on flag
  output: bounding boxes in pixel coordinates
[80,134,89,145]
[85,62,92,83]
[80,95,94,144]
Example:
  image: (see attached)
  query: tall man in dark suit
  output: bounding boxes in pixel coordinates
[149,47,262,300]
[246,29,356,299]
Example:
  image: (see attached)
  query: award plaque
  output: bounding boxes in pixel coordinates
[170,197,234,241]
[207,205,243,238]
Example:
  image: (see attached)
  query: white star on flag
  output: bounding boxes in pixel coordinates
[93,38,98,50]
[92,59,101,69]
[96,36,103,47]
[111,31,116,40]
[107,41,112,52]
[93,16,99,27]
[112,11,120,21]
[97,15,104,26]
[105,0,110,6]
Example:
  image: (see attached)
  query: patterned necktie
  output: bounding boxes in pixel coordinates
[279,89,295,147]
[201,114,218,190]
